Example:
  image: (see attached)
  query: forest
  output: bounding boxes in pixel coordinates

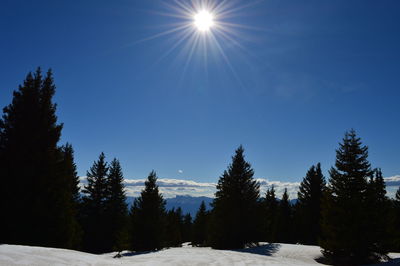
[1,68,399,265]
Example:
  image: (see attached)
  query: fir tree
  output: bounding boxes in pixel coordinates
[192,201,208,246]
[263,186,278,242]
[164,207,183,247]
[61,144,81,207]
[130,171,166,251]
[182,213,192,243]
[364,168,390,256]
[0,68,79,248]
[397,188,400,202]
[59,143,82,249]
[105,158,128,252]
[295,163,326,244]
[321,130,387,264]
[273,188,293,243]
[393,187,400,251]
[81,152,109,253]
[210,145,260,249]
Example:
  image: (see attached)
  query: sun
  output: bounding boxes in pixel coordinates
[193,10,214,32]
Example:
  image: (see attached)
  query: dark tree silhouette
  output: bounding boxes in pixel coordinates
[164,207,183,247]
[263,186,278,242]
[61,144,81,208]
[392,187,400,251]
[273,188,293,243]
[192,201,208,246]
[295,163,326,245]
[364,168,390,255]
[0,68,79,248]
[210,145,260,249]
[130,171,166,251]
[397,188,400,202]
[105,158,128,252]
[81,152,109,253]
[182,213,193,243]
[59,143,82,249]
[321,130,387,264]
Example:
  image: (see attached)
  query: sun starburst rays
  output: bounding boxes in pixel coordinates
[129,0,258,86]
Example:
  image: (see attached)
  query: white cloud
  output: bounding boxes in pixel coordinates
[384,175,400,198]
[79,175,400,199]
[256,178,301,199]
[178,170,183,174]
[384,175,400,187]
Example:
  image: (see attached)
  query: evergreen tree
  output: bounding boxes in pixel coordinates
[0,68,79,248]
[210,146,260,249]
[61,144,81,207]
[273,188,293,243]
[130,171,166,251]
[192,201,208,246]
[182,213,192,243]
[295,163,326,244]
[320,130,387,264]
[81,152,109,253]
[263,186,278,242]
[164,207,183,247]
[59,143,82,249]
[393,187,400,251]
[105,158,128,252]
[364,168,390,256]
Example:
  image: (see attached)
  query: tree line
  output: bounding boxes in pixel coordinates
[1,69,400,265]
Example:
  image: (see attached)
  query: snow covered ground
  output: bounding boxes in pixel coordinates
[0,243,399,266]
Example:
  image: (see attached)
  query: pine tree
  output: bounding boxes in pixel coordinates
[164,207,183,247]
[130,171,166,251]
[182,213,192,243]
[273,188,293,243]
[81,152,109,253]
[365,168,389,256]
[61,144,81,208]
[0,68,79,248]
[320,130,387,264]
[393,187,400,251]
[59,143,82,249]
[192,201,208,246]
[397,188,400,202]
[210,145,260,249]
[295,163,326,244]
[105,158,128,252]
[263,186,278,242]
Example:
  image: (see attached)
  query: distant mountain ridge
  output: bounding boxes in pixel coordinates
[126,195,297,217]
[126,195,213,217]
[165,195,214,216]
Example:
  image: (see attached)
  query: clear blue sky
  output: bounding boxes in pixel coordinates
[1,0,399,183]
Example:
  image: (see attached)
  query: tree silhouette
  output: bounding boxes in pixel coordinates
[182,213,193,243]
[321,130,387,264]
[263,186,278,242]
[130,171,166,251]
[192,201,208,246]
[210,145,260,249]
[105,158,128,252]
[0,68,79,248]
[81,152,109,253]
[295,163,325,244]
[274,188,293,243]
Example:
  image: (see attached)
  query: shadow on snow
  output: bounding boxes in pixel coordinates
[368,257,400,266]
[234,243,281,256]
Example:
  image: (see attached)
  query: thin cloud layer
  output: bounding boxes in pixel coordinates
[79,175,400,199]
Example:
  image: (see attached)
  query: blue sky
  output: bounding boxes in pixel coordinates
[1,0,399,184]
